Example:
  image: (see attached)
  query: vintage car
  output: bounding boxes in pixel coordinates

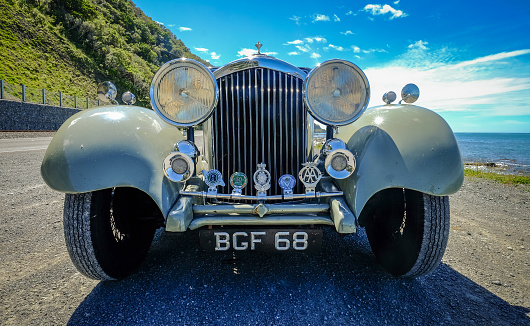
[41,43,464,280]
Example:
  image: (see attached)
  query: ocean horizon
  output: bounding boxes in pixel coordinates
[315,132,530,174]
[454,132,530,174]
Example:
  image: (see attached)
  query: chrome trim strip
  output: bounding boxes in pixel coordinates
[267,69,272,191]
[213,56,307,80]
[179,191,343,201]
[193,203,329,215]
[242,71,247,183]
[188,215,334,230]
[237,74,241,173]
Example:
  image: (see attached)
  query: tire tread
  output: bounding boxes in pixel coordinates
[63,193,114,281]
[404,194,449,278]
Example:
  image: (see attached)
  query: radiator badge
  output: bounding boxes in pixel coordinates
[278,174,296,195]
[253,163,271,197]
[203,169,225,194]
[299,162,322,193]
[230,172,248,195]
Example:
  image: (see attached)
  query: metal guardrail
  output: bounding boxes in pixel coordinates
[0,80,101,109]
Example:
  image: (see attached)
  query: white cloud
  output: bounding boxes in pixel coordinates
[195,48,209,53]
[345,10,355,15]
[364,49,530,117]
[334,14,341,22]
[296,45,311,53]
[237,48,277,57]
[363,4,407,19]
[179,27,192,32]
[341,30,354,35]
[326,44,347,51]
[238,48,256,57]
[502,120,527,125]
[394,0,400,4]
[408,40,429,50]
[167,24,175,27]
[290,15,302,25]
[451,49,530,69]
[155,21,164,25]
[305,37,327,43]
[351,45,386,54]
[363,48,388,54]
[311,53,321,59]
[288,52,299,56]
[211,52,220,60]
[313,14,330,22]
[286,39,304,45]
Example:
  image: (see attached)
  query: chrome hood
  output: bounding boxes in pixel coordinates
[213,55,307,80]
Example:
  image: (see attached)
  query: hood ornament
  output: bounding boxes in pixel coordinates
[255,41,263,55]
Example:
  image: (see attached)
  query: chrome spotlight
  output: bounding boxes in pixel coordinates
[122,91,136,105]
[401,84,420,104]
[163,152,194,182]
[174,140,198,158]
[97,81,118,104]
[324,149,356,179]
[382,91,396,104]
[321,138,347,155]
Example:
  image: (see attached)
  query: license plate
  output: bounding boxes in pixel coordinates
[199,229,322,252]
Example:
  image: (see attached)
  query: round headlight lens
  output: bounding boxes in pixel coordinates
[150,59,218,127]
[171,157,189,174]
[304,60,370,126]
[331,153,348,171]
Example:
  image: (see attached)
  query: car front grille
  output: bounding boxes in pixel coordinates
[212,68,307,197]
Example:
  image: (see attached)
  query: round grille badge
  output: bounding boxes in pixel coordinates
[253,163,271,193]
[230,172,248,190]
[278,174,296,192]
[202,169,225,191]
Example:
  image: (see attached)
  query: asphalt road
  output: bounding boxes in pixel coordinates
[0,134,529,325]
[0,137,53,153]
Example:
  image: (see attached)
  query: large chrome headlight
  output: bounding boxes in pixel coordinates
[150,58,218,127]
[304,59,370,126]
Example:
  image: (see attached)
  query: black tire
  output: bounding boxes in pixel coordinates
[63,189,156,280]
[364,188,450,278]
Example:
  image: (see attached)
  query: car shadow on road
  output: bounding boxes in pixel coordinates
[69,228,529,325]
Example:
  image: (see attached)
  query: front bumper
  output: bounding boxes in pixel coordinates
[165,182,357,234]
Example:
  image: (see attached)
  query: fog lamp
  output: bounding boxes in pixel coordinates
[324,149,356,179]
[163,152,194,182]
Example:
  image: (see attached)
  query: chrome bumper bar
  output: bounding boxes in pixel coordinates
[166,194,357,234]
[178,191,343,201]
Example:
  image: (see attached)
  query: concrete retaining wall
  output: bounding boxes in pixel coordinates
[0,99,81,130]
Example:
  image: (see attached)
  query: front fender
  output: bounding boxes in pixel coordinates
[41,105,184,216]
[335,104,464,217]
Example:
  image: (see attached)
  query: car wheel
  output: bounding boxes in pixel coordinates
[63,188,156,280]
[364,188,450,278]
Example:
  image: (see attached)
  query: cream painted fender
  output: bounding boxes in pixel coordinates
[41,105,185,216]
[335,104,464,220]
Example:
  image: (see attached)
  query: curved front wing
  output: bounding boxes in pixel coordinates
[335,104,464,218]
[41,105,185,216]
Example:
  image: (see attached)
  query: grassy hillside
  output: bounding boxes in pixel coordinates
[0,0,207,107]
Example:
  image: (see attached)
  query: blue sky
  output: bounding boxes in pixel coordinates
[133,0,530,133]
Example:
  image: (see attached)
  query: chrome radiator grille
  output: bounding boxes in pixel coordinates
[212,68,307,196]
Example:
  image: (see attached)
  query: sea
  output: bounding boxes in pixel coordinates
[455,133,530,174]
[315,132,530,174]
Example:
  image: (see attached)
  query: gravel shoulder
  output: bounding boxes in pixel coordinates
[0,138,529,325]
